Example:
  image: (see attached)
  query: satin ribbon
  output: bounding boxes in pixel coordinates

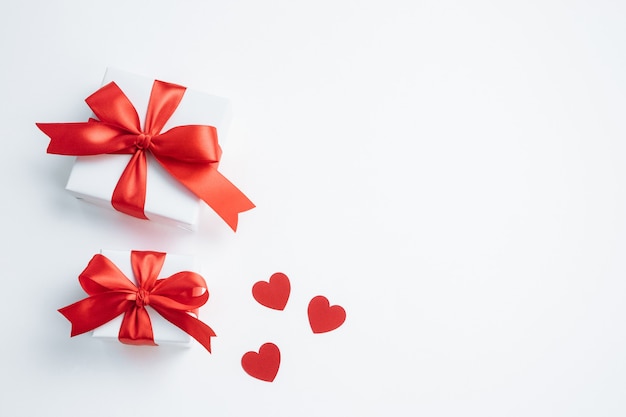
[37,80,254,231]
[58,251,216,352]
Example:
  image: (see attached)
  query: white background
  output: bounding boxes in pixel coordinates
[1,1,625,416]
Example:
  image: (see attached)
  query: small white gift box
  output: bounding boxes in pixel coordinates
[91,250,201,347]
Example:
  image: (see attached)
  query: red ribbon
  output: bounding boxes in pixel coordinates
[58,251,216,352]
[37,80,254,231]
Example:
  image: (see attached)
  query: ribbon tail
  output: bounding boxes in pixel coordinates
[118,306,157,346]
[111,151,149,219]
[37,122,136,155]
[156,158,254,231]
[58,293,130,337]
[153,307,216,353]
[199,169,255,232]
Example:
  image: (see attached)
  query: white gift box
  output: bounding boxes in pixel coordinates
[91,250,201,347]
[65,68,232,230]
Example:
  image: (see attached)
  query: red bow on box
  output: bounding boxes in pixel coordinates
[58,251,216,352]
[37,80,254,231]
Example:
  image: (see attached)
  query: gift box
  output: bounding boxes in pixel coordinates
[59,250,216,352]
[37,68,254,231]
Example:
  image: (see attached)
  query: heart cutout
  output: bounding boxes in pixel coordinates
[241,342,281,382]
[252,272,290,310]
[307,295,346,334]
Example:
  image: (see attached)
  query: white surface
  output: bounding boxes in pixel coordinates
[67,67,232,230]
[1,1,626,416]
[91,250,200,345]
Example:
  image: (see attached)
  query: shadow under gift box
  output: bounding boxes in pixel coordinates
[91,250,202,347]
[65,68,232,231]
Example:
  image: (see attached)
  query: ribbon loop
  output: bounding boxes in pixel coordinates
[37,78,255,231]
[58,251,216,353]
[144,80,187,134]
[86,82,142,132]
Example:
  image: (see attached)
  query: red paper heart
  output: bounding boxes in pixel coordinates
[307,295,346,334]
[252,272,291,310]
[241,342,281,382]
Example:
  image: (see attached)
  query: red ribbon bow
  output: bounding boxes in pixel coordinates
[37,80,254,231]
[58,251,216,352]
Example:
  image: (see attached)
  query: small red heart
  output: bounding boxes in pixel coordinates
[307,295,346,334]
[241,342,281,382]
[252,272,290,310]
